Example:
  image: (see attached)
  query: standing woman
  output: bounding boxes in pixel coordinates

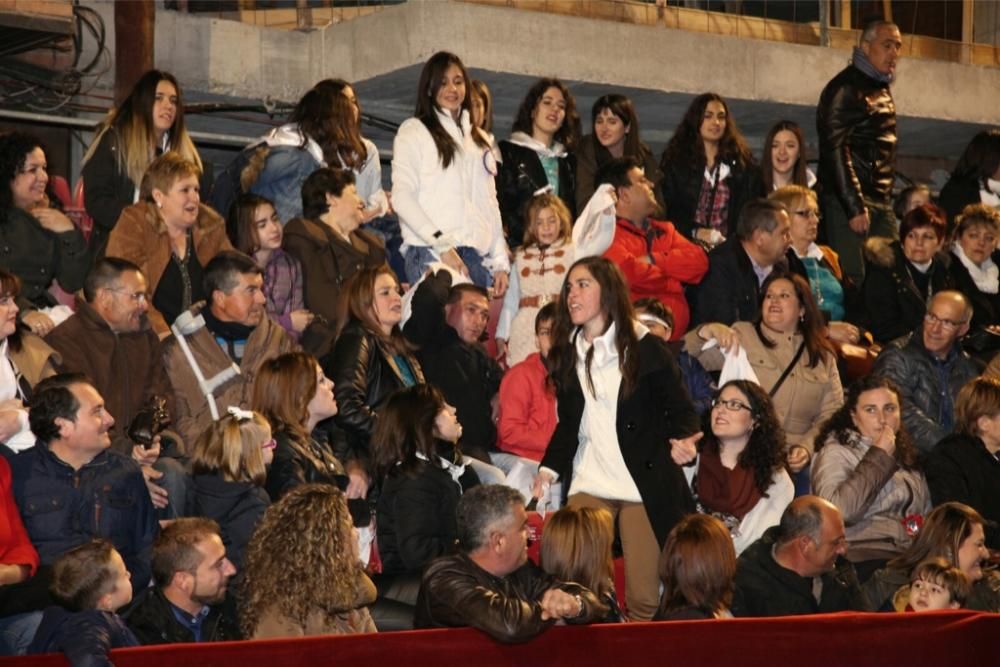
[938,129,1000,226]
[575,93,661,214]
[760,120,816,193]
[324,266,424,490]
[0,131,89,335]
[679,380,794,555]
[392,51,509,293]
[497,77,580,249]
[659,93,761,250]
[82,70,203,256]
[533,256,701,621]
[106,151,232,336]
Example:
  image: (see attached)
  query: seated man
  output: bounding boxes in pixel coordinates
[10,374,157,590]
[414,485,605,643]
[403,269,504,482]
[122,517,239,644]
[494,303,557,473]
[46,257,187,516]
[872,290,979,453]
[693,198,791,326]
[163,251,296,449]
[599,157,708,338]
[732,495,870,617]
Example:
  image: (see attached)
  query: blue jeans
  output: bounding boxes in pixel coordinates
[0,612,42,656]
[404,245,493,288]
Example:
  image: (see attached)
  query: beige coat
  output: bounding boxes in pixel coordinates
[684,321,844,455]
[9,332,59,388]
[106,202,234,336]
[252,573,377,639]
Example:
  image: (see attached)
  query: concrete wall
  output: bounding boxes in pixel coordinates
[84,0,1000,125]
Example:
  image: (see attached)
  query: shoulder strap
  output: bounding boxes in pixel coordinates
[767,337,806,398]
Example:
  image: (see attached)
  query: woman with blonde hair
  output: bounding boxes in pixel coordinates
[190,408,274,568]
[656,514,736,620]
[240,484,376,638]
[82,69,202,255]
[106,151,233,336]
[540,506,624,622]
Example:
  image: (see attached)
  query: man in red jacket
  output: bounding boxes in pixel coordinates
[599,157,708,339]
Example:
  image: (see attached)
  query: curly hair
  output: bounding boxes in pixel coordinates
[511,78,581,151]
[703,380,787,495]
[0,130,43,211]
[813,375,919,469]
[660,93,752,174]
[240,484,361,637]
[754,272,835,369]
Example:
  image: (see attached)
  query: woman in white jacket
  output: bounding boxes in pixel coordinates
[392,51,509,295]
[681,380,794,555]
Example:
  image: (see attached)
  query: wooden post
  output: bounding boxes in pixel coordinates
[961,0,975,63]
[838,0,851,30]
[114,0,155,106]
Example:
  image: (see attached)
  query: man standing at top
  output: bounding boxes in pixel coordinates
[817,18,902,284]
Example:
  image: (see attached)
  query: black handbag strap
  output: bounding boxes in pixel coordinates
[768,339,806,398]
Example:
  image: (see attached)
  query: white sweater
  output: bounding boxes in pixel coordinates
[391,109,509,273]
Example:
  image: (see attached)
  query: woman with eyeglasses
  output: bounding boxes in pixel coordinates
[677,380,793,555]
[190,409,274,569]
[811,375,932,582]
[861,203,953,344]
[323,266,424,501]
[684,273,843,476]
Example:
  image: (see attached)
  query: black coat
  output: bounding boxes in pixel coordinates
[659,155,762,241]
[816,64,896,216]
[29,607,138,664]
[692,238,789,327]
[732,526,871,617]
[123,587,240,645]
[190,474,269,569]
[540,333,698,547]
[938,174,982,227]
[497,140,576,249]
[861,238,953,344]
[403,271,503,462]
[323,319,424,466]
[926,433,1000,549]
[377,453,478,576]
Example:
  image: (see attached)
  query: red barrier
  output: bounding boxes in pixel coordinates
[2,610,995,667]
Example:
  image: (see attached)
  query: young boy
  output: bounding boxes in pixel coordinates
[907,558,971,612]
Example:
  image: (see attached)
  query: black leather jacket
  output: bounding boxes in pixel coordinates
[817,64,897,217]
[414,553,606,643]
[497,140,576,248]
[323,319,425,465]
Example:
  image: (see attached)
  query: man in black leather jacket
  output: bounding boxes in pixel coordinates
[415,485,606,642]
[817,19,902,284]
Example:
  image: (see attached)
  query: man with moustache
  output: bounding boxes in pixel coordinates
[47,258,186,516]
[9,374,157,589]
[817,19,903,284]
[123,518,240,644]
[163,251,296,450]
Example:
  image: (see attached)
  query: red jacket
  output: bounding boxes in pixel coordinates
[604,217,708,339]
[0,456,39,576]
[496,353,556,462]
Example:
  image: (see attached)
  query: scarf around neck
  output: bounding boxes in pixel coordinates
[952,242,999,294]
[695,441,763,521]
[852,46,894,85]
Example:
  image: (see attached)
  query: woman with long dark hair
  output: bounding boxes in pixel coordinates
[391,51,509,293]
[532,256,701,620]
[680,380,793,555]
[811,375,931,580]
[497,77,580,249]
[655,514,736,620]
[82,69,203,255]
[938,129,1000,226]
[575,93,661,214]
[760,120,815,193]
[659,93,761,249]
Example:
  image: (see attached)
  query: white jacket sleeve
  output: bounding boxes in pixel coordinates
[495,258,521,341]
[479,146,510,274]
[356,138,389,217]
[391,119,440,248]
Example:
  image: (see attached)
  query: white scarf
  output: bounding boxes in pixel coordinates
[979,178,1000,209]
[414,450,467,486]
[507,131,568,159]
[952,242,999,294]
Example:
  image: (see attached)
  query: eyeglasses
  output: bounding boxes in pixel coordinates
[712,398,753,414]
[794,209,821,221]
[261,438,277,451]
[924,312,966,330]
[107,288,148,303]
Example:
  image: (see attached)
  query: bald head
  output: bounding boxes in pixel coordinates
[775,496,847,577]
[923,290,971,359]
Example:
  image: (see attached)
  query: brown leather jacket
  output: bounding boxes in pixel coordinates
[106,202,234,336]
[414,553,606,643]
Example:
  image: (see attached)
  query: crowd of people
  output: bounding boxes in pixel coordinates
[0,16,999,664]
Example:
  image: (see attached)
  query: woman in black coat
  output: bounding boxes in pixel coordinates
[189,410,272,569]
[532,256,701,621]
[946,204,1000,357]
[938,129,1000,229]
[497,78,580,249]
